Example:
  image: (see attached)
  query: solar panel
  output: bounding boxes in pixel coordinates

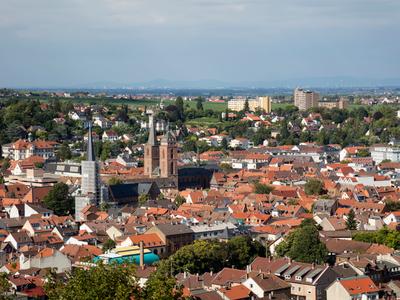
[294,267,311,279]
[305,268,323,281]
[274,263,290,276]
[284,265,301,276]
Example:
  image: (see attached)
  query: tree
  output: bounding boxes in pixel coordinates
[56,142,72,161]
[44,263,140,300]
[196,97,204,111]
[108,177,123,186]
[144,270,183,300]
[101,142,112,161]
[226,236,265,269]
[254,182,274,194]
[157,238,266,277]
[175,96,184,120]
[345,209,357,230]
[0,272,11,300]
[244,99,250,112]
[174,195,186,207]
[385,201,400,212]
[0,159,10,175]
[157,240,227,276]
[221,137,228,150]
[276,219,328,264]
[357,148,370,157]
[43,183,74,216]
[157,193,165,201]
[138,194,149,206]
[175,96,184,111]
[304,179,325,195]
[182,139,197,152]
[102,239,116,252]
[353,227,400,250]
[220,163,233,172]
[224,109,229,121]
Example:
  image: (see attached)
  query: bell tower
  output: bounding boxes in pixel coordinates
[144,112,160,178]
[159,125,177,178]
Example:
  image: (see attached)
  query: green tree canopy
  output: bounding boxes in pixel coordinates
[196,97,204,111]
[108,177,123,186]
[353,227,400,250]
[254,182,274,194]
[56,142,72,161]
[138,194,150,206]
[345,209,357,230]
[304,179,325,196]
[0,272,11,299]
[102,239,116,253]
[44,263,140,300]
[43,183,74,216]
[174,195,186,207]
[155,237,266,276]
[275,219,328,264]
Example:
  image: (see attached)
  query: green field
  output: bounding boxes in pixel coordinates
[271,102,294,110]
[185,116,220,126]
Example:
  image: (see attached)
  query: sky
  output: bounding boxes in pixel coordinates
[1,0,400,88]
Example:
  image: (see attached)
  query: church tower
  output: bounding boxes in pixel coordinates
[75,121,100,221]
[144,113,160,178]
[159,125,177,178]
[81,121,100,201]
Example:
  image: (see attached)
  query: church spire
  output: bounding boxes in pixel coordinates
[147,113,158,146]
[87,121,96,161]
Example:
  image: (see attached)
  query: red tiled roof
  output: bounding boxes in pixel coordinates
[339,276,379,295]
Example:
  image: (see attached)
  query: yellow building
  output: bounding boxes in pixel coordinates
[294,88,319,111]
[228,96,271,113]
[318,98,348,109]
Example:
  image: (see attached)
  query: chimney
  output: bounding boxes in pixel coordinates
[312,262,315,269]
[246,265,251,274]
[139,240,144,268]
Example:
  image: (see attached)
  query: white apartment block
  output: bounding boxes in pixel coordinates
[371,145,400,164]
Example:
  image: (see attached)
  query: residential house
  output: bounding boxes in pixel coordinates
[146,223,194,255]
[326,276,379,300]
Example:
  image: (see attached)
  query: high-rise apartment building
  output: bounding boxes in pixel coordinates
[294,88,320,111]
[228,96,271,113]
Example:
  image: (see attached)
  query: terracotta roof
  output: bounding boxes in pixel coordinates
[211,268,247,286]
[61,244,102,262]
[339,276,379,295]
[127,233,165,247]
[219,284,251,300]
[248,272,290,292]
[36,248,56,258]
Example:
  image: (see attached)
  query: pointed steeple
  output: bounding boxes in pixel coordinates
[147,113,158,146]
[87,121,96,161]
[161,122,175,145]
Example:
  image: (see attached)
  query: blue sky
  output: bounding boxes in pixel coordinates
[1,0,400,87]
